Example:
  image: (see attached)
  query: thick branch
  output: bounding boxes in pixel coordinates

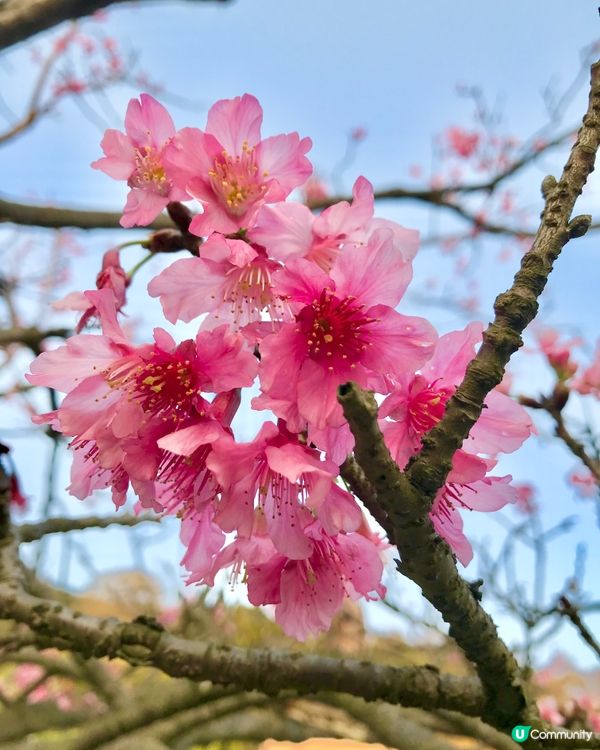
[0,195,171,230]
[67,684,241,750]
[338,384,531,731]
[0,584,486,715]
[0,0,232,51]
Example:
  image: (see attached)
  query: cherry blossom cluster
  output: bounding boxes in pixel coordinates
[28,94,534,639]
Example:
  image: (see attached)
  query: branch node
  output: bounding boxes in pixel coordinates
[541,174,557,198]
[567,213,592,238]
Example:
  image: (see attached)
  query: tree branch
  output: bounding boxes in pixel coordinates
[0,196,171,230]
[548,406,600,484]
[337,58,600,735]
[0,584,487,716]
[558,596,600,661]
[17,514,159,543]
[0,0,232,51]
[338,383,533,731]
[0,327,70,352]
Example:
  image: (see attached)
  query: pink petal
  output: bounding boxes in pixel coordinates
[258,133,313,199]
[206,94,263,153]
[158,421,224,456]
[120,188,168,228]
[318,485,362,534]
[125,94,176,148]
[273,257,332,310]
[430,504,473,567]
[297,360,343,430]
[251,202,313,262]
[424,322,483,385]
[362,306,437,375]
[148,256,225,323]
[27,334,123,392]
[465,389,535,455]
[91,129,135,179]
[331,227,413,308]
[195,325,258,391]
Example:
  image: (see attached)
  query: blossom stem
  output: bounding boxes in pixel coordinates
[127,252,154,280]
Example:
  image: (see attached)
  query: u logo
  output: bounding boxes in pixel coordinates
[511,726,532,743]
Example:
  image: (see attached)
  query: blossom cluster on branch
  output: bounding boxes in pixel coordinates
[27,93,535,639]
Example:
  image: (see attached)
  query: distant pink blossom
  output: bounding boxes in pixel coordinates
[164,94,312,235]
[350,126,367,142]
[536,327,581,379]
[302,176,329,203]
[537,696,565,726]
[513,483,537,514]
[92,93,187,227]
[446,126,480,158]
[573,341,600,396]
[9,475,27,510]
[568,469,597,498]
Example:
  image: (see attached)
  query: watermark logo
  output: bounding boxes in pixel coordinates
[511,726,595,743]
[512,726,531,743]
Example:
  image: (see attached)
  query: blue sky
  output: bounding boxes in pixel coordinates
[1,0,600,668]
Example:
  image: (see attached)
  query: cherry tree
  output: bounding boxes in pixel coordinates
[0,2,599,748]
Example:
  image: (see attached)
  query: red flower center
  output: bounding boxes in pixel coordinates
[106,343,200,424]
[296,289,376,371]
[408,381,452,434]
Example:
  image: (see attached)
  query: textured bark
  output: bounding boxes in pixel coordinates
[0,0,231,51]
[0,580,487,715]
[339,384,532,731]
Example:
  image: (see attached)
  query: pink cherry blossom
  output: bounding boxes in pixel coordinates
[91,93,187,227]
[148,233,289,330]
[54,249,130,332]
[381,323,534,467]
[163,94,312,235]
[537,696,566,726]
[302,176,330,204]
[255,229,437,435]
[568,469,597,498]
[535,327,581,379]
[27,290,257,509]
[251,176,418,277]
[246,523,386,640]
[513,483,537,514]
[431,451,518,566]
[206,421,359,559]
